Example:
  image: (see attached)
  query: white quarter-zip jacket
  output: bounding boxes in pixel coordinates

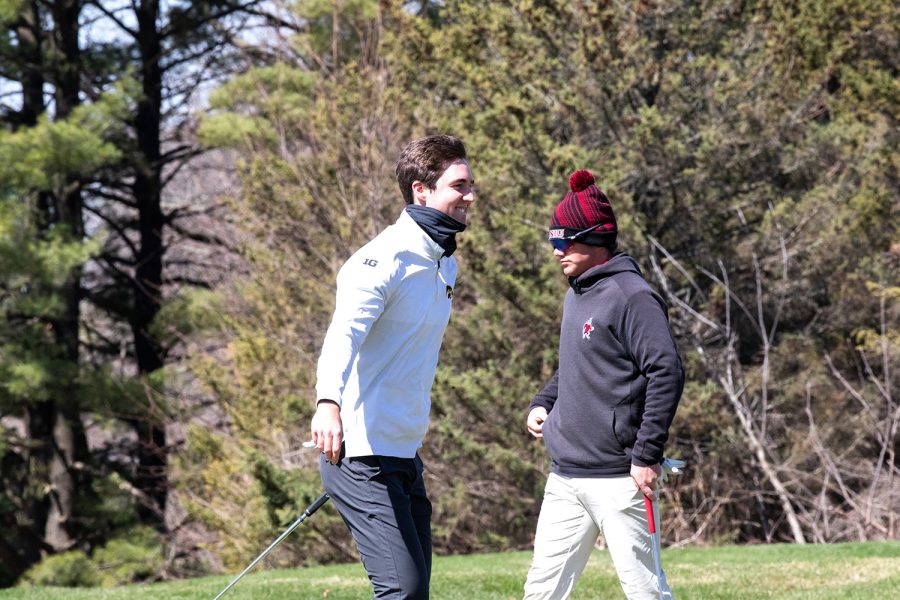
[315,210,458,458]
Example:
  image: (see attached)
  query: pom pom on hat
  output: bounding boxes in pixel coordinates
[550,169,618,244]
[568,170,595,193]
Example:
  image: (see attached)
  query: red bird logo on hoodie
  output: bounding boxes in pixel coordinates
[583,317,594,340]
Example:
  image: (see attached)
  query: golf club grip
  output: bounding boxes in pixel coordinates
[643,495,656,534]
[306,492,330,516]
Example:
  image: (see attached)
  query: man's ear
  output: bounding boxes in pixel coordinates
[412,180,428,205]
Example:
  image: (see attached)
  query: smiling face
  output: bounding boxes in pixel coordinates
[554,241,612,277]
[412,159,475,224]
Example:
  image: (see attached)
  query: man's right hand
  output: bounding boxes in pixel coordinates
[527,406,548,439]
[311,400,343,463]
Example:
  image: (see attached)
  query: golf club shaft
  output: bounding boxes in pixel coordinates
[212,492,330,600]
[644,494,664,600]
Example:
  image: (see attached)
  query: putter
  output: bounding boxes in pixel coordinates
[643,457,684,600]
[212,442,330,600]
[643,494,672,599]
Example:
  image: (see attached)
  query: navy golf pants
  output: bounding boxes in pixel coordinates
[320,452,432,599]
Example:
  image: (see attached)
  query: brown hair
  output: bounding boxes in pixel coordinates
[395,135,468,204]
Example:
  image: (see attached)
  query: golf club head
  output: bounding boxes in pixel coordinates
[660,457,685,484]
[661,457,685,474]
[659,577,675,600]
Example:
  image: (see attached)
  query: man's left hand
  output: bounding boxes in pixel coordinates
[631,463,661,497]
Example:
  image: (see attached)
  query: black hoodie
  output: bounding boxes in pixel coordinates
[529,253,684,477]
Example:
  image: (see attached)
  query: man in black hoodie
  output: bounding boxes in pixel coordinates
[523,170,684,600]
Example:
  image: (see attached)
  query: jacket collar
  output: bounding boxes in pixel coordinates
[397,210,446,261]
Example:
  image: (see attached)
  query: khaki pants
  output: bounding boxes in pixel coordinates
[523,473,673,600]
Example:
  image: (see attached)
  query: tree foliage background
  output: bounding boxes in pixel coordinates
[1,0,897,587]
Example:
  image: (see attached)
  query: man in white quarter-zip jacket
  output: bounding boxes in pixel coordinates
[310,134,474,600]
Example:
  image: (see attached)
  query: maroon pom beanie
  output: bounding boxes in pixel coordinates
[549,170,617,246]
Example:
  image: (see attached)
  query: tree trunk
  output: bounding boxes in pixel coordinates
[12,2,51,568]
[130,0,168,528]
[42,0,93,553]
[13,2,43,127]
[24,402,54,554]
[44,406,76,551]
[8,0,91,560]
[0,535,28,579]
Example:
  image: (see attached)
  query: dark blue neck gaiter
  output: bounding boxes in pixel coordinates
[405,204,467,256]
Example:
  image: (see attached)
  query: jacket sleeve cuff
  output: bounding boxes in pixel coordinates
[528,398,552,416]
[631,456,653,467]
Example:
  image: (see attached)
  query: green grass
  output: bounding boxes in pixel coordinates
[2,542,898,599]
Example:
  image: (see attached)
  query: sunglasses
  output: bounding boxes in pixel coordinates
[548,224,601,252]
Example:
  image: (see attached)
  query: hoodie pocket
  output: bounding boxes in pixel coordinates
[545,405,624,466]
[613,403,639,448]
